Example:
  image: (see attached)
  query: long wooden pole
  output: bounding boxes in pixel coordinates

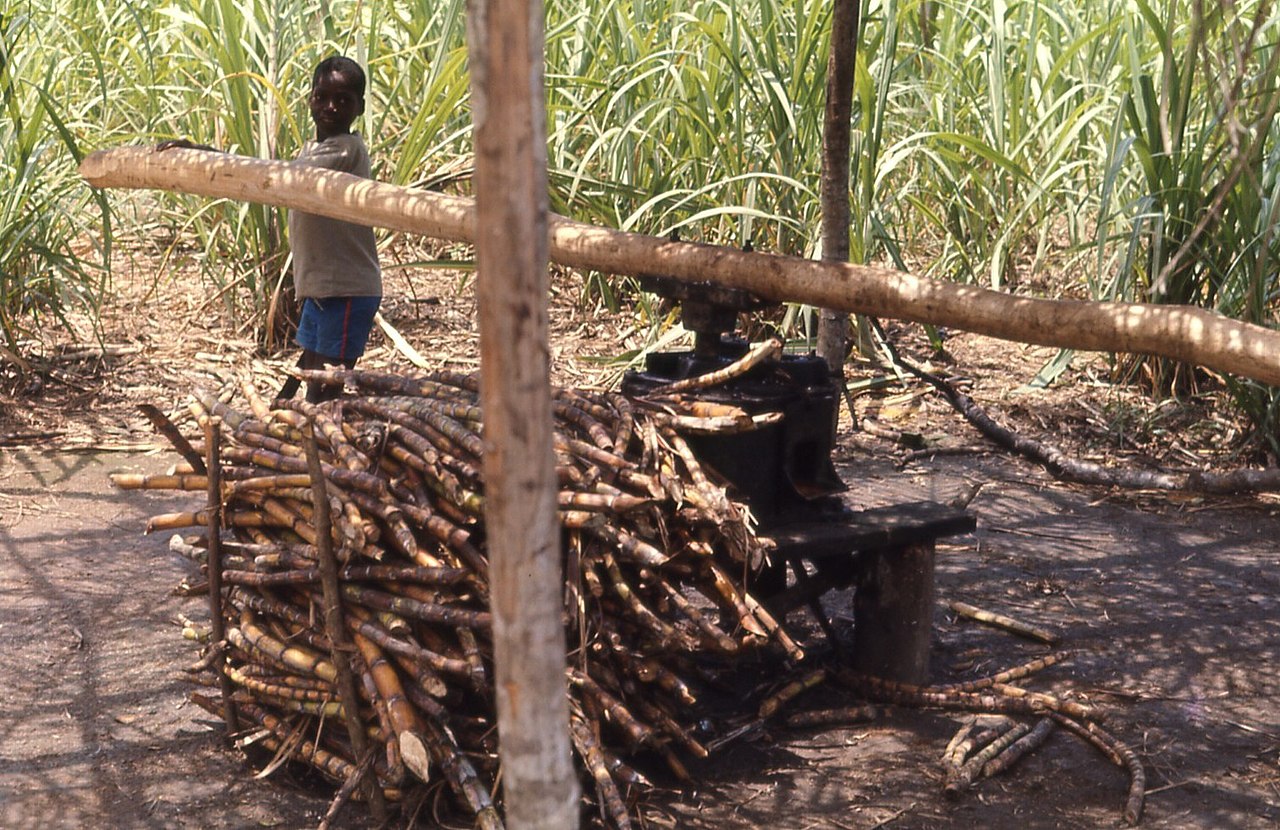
[79,146,1280,387]
[467,0,579,826]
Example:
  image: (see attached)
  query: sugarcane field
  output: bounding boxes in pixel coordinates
[3,249,1279,830]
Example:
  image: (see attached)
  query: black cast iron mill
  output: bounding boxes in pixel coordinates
[618,274,851,595]
[620,273,978,682]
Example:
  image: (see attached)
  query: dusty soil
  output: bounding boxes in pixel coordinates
[3,241,1279,829]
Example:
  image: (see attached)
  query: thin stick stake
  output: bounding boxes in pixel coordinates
[203,416,239,740]
[304,417,389,824]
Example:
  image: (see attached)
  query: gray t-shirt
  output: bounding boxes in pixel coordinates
[287,133,382,299]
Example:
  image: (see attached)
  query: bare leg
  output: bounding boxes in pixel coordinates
[303,350,357,403]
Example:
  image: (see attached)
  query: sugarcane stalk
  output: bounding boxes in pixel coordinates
[935,652,1068,694]
[630,655,697,706]
[225,663,336,703]
[352,631,431,784]
[570,713,633,830]
[989,682,1098,720]
[949,600,1059,645]
[941,718,980,771]
[555,399,617,451]
[648,338,782,396]
[759,668,828,719]
[573,517,669,568]
[981,716,1055,779]
[227,474,316,495]
[319,748,378,830]
[407,694,505,830]
[785,704,880,728]
[454,626,490,693]
[701,563,768,640]
[231,698,359,787]
[569,669,655,749]
[111,472,210,490]
[342,487,432,565]
[944,719,1031,798]
[345,603,474,682]
[595,552,695,651]
[396,500,489,577]
[230,617,337,683]
[139,401,208,473]
[597,745,651,788]
[626,693,709,759]
[650,573,740,654]
[341,583,491,630]
[351,653,406,787]
[1050,713,1145,826]
[837,669,1062,717]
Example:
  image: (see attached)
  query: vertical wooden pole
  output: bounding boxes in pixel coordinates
[202,416,239,742]
[466,0,579,827]
[816,0,863,369]
[303,419,388,825]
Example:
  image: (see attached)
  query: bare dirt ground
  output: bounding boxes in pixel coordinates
[3,241,1279,829]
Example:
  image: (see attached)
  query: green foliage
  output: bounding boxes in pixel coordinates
[1096,2,1280,405]
[0,6,110,356]
[6,0,1280,453]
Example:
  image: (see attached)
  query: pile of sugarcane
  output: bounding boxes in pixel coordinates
[117,345,817,828]
[116,346,1144,828]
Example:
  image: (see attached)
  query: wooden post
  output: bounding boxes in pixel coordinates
[467,0,579,827]
[816,0,861,370]
[202,416,239,741]
[303,419,388,824]
[852,542,937,684]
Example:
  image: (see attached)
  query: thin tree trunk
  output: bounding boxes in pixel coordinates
[466,1,579,827]
[817,0,861,372]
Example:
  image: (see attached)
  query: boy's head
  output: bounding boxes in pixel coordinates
[309,56,366,140]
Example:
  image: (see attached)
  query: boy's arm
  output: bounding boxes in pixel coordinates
[156,139,220,153]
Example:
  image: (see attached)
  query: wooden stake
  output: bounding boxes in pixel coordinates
[202,416,239,741]
[468,0,579,826]
[303,417,389,824]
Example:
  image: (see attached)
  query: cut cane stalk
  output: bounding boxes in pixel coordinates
[982,716,1055,779]
[759,668,828,719]
[1051,713,1145,826]
[352,632,431,784]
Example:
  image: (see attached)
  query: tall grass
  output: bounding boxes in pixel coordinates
[1094,1,1280,437]
[7,0,1280,450]
[0,5,111,359]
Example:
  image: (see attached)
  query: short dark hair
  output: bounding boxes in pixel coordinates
[313,55,366,98]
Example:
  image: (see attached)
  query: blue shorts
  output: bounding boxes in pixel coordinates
[295,296,381,362]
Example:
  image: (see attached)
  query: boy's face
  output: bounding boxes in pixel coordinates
[309,70,364,140]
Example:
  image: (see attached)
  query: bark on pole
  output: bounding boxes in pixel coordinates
[465,0,579,828]
[816,0,860,371]
[81,146,1280,387]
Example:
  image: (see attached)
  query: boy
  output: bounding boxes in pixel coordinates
[160,55,381,404]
